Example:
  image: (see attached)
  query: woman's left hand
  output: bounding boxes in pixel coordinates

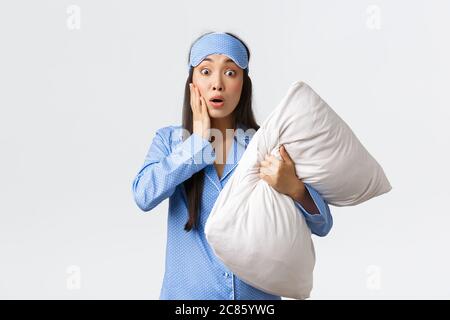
[258,145,305,200]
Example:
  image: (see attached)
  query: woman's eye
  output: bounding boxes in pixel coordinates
[200,69,235,76]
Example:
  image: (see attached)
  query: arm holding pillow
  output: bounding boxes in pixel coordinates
[258,145,333,237]
[293,183,333,237]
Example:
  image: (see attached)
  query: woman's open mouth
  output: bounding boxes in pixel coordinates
[209,98,224,108]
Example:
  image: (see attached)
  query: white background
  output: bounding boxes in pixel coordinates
[0,0,449,299]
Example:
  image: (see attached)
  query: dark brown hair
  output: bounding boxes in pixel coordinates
[182,32,259,231]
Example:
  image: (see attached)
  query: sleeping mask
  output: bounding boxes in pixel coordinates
[188,32,249,73]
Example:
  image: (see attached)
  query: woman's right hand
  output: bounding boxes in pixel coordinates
[190,83,211,140]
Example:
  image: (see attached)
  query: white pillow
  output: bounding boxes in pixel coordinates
[205,81,391,299]
[262,81,392,206]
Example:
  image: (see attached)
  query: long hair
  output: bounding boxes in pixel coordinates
[182,32,259,231]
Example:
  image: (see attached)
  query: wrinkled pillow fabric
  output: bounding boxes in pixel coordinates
[205,81,391,299]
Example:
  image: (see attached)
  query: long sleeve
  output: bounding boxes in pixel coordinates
[132,127,216,212]
[294,183,333,237]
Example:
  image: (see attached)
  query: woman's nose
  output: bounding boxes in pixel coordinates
[211,76,224,91]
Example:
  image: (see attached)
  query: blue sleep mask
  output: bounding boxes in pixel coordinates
[188,32,249,73]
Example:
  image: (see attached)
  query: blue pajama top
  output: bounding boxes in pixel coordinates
[132,123,333,300]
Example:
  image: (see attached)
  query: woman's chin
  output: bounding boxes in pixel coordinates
[208,109,231,118]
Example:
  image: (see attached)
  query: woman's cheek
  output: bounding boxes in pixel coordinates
[229,83,243,100]
[229,80,243,92]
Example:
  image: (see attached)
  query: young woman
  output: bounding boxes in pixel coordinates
[132,31,333,300]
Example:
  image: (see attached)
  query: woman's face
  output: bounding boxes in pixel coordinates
[192,54,244,119]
